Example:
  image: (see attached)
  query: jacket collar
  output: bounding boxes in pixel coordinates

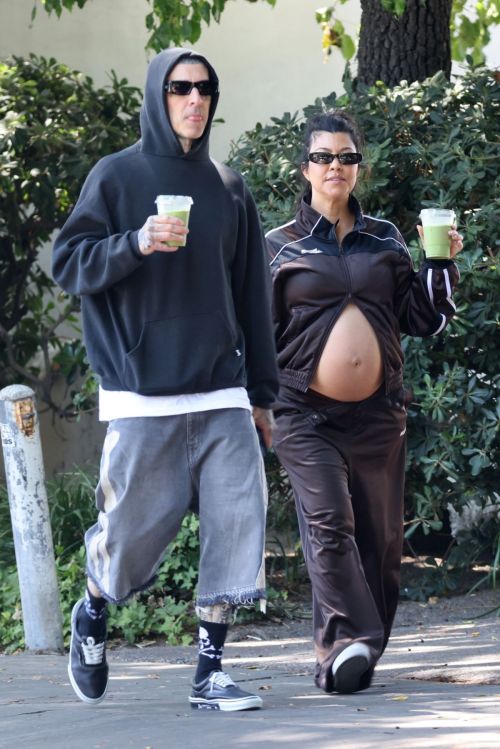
[296,194,366,239]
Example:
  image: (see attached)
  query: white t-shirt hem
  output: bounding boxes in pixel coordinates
[99,386,252,421]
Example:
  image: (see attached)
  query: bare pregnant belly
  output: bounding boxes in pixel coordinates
[309,303,384,401]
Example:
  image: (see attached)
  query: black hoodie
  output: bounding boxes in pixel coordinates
[52,48,278,407]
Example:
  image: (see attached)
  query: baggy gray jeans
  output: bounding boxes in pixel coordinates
[85,408,268,607]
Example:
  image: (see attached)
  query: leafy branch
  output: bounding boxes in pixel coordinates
[318,0,500,66]
[33,0,277,52]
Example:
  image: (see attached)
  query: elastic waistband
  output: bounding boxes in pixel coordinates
[278,382,387,411]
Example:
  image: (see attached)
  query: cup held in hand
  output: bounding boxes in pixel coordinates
[419,208,455,259]
[155,195,193,247]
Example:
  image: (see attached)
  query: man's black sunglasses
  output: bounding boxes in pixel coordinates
[164,80,217,97]
[308,151,363,165]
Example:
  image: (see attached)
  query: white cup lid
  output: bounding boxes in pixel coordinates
[419,208,455,224]
[155,195,193,207]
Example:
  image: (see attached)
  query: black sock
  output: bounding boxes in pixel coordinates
[194,620,228,683]
[76,588,107,640]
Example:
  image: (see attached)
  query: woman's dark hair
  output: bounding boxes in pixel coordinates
[300,109,364,163]
[298,109,365,203]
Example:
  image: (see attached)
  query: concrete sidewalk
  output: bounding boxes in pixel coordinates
[1,615,499,749]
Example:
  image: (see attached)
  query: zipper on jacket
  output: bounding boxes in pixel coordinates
[305,229,355,386]
[343,238,391,395]
[338,241,353,292]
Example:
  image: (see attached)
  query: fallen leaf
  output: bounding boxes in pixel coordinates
[390,695,409,701]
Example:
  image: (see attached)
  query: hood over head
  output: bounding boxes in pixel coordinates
[139,47,219,159]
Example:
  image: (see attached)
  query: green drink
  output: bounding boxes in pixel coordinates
[419,208,455,259]
[163,209,190,247]
[155,195,193,247]
[422,224,453,259]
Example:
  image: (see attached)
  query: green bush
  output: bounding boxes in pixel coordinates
[0,54,141,414]
[0,546,196,652]
[228,66,499,594]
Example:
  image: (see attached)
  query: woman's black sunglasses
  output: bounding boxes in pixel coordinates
[308,152,363,165]
[164,80,217,97]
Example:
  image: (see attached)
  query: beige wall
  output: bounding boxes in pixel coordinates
[0,0,359,161]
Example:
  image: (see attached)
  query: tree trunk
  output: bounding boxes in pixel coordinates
[357,0,453,87]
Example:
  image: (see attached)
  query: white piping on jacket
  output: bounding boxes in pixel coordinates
[427,267,455,335]
[266,216,323,267]
[361,215,412,259]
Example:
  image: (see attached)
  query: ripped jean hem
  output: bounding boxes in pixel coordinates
[196,587,266,608]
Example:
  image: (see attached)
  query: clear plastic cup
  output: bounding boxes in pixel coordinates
[155,195,193,247]
[419,208,456,259]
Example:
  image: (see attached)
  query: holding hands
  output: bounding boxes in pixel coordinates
[138,214,188,255]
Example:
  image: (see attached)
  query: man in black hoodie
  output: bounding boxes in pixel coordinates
[52,48,278,712]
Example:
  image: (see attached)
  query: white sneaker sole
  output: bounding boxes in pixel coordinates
[67,663,107,705]
[189,694,263,711]
[332,642,371,694]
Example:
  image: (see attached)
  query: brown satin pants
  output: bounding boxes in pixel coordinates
[273,384,407,692]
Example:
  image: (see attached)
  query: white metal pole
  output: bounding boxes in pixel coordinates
[0,384,64,653]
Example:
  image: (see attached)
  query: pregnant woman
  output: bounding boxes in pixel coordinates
[266,110,463,694]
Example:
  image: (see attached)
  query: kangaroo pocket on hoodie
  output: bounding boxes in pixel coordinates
[122,310,244,395]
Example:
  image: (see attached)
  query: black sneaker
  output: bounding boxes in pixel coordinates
[189,670,263,711]
[68,598,108,704]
